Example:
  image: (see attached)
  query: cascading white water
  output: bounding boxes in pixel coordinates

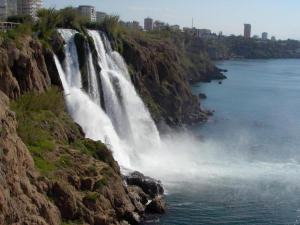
[58,29,82,89]
[56,28,161,171]
[88,30,161,151]
[85,42,101,104]
[56,29,132,168]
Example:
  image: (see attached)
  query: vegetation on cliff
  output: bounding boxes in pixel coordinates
[204,36,300,60]
[2,86,163,224]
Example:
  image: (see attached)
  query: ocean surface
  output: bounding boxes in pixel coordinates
[155,59,300,225]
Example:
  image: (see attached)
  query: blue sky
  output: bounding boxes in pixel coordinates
[44,0,300,40]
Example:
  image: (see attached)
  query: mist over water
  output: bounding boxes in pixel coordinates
[159,59,300,225]
[55,29,300,224]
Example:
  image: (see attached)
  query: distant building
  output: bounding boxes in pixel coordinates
[144,17,153,30]
[196,29,211,37]
[153,20,166,30]
[170,24,180,31]
[183,27,196,36]
[262,32,268,40]
[244,24,251,39]
[96,11,106,22]
[271,36,276,41]
[78,5,96,22]
[8,0,17,16]
[253,35,259,40]
[17,0,43,18]
[0,0,8,21]
[132,21,139,29]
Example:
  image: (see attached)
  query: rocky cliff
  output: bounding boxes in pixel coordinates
[0,35,165,225]
[112,32,224,127]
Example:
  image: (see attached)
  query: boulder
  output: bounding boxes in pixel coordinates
[125,171,164,198]
[198,93,207,99]
[146,197,166,214]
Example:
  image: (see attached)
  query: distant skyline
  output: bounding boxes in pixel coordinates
[44,0,300,40]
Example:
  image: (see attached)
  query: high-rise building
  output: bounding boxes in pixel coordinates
[17,0,43,18]
[144,17,153,31]
[78,5,96,22]
[262,32,268,40]
[0,0,8,21]
[96,11,106,22]
[271,36,276,41]
[244,24,251,39]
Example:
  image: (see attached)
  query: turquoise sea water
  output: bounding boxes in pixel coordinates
[157,59,300,225]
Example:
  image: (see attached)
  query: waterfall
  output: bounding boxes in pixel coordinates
[88,30,161,150]
[56,29,132,168]
[55,29,161,170]
[85,42,101,105]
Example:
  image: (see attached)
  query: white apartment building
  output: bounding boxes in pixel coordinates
[144,17,153,30]
[78,5,96,22]
[0,0,8,21]
[96,11,106,22]
[17,0,42,18]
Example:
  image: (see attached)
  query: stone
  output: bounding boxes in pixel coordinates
[146,197,166,214]
[198,93,207,99]
[125,171,164,198]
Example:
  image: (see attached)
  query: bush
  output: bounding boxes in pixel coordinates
[95,178,108,189]
[7,15,34,23]
[11,86,65,117]
[85,193,100,201]
[57,155,77,168]
[35,8,61,41]
[0,22,33,48]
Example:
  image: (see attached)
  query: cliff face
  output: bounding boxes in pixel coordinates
[0,91,61,225]
[0,36,52,99]
[118,33,222,126]
[0,36,165,225]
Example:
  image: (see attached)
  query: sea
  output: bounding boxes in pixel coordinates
[155,59,300,225]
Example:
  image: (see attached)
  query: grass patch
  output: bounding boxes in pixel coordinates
[94,178,108,190]
[85,193,100,201]
[70,139,114,166]
[57,155,77,168]
[10,87,65,174]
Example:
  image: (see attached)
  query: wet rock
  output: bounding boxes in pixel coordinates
[146,197,166,214]
[125,171,164,198]
[127,186,149,213]
[198,93,207,99]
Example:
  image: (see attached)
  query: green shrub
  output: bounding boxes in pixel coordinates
[57,155,77,168]
[7,15,33,23]
[95,178,108,189]
[3,148,8,155]
[0,22,33,48]
[11,87,65,117]
[85,193,100,201]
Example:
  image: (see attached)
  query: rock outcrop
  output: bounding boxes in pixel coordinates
[119,34,216,126]
[0,36,52,99]
[125,171,164,198]
[0,90,61,225]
